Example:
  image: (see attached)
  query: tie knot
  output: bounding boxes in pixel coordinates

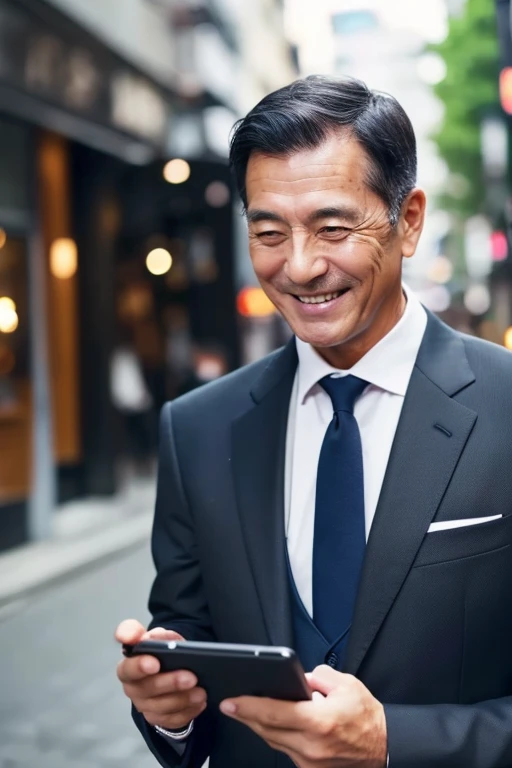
[320,374,368,414]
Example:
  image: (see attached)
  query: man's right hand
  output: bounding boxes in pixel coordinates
[116,619,207,731]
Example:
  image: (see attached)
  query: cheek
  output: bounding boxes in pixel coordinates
[249,246,283,284]
[339,235,389,279]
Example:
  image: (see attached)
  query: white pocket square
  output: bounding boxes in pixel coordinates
[427,515,502,533]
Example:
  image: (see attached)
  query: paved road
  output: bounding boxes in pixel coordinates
[0,543,161,768]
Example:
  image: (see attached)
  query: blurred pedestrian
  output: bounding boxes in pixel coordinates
[117,75,512,768]
[110,334,155,478]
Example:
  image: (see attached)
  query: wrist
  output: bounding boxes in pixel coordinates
[375,702,388,768]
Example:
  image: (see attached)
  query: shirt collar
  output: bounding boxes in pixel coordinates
[295,284,428,403]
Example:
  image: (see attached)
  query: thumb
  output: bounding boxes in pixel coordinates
[115,619,146,645]
[142,626,186,642]
[306,665,347,696]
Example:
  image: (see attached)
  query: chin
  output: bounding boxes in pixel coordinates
[293,325,350,349]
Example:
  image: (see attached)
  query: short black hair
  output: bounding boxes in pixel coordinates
[229,75,417,226]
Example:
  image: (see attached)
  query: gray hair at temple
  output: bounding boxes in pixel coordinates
[229,75,417,227]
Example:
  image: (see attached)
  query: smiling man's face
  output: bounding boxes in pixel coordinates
[245,131,425,368]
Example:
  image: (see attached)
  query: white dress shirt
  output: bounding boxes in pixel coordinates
[285,285,427,617]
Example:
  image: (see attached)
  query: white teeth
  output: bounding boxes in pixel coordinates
[298,292,341,304]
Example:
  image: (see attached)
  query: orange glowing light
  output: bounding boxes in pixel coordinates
[500,68,512,114]
[50,238,78,279]
[237,287,276,317]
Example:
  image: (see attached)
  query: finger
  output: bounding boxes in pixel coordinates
[143,702,207,731]
[220,697,309,731]
[115,619,146,644]
[117,655,161,684]
[137,688,207,718]
[141,627,185,642]
[308,665,347,695]
[125,671,200,700]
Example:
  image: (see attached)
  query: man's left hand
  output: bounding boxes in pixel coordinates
[219,664,387,768]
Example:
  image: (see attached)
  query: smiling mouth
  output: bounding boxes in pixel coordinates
[295,288,350,305]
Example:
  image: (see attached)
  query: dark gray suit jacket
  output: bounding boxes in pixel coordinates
[133,312,512,768]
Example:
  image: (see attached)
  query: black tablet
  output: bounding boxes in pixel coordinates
[123,640,311,703]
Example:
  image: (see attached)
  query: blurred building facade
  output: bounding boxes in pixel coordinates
[491,0,512,343]
[332,2,446,292]
[0,0,296,551]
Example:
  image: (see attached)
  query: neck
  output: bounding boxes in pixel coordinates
[314,288,407,369]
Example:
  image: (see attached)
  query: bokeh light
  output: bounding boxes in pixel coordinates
[504,327,512,350]
[464,284,491,316]
[146,248,173,276]
[0,297,18,333]
[237,287,276,317]
[427,256,453,284]
[163,159,191,185]
[500,67,512,115]
[417,52,447,86]
[0,297,16,313]
[0,229,7,249]
[205,181,230,207]
[50,238,78,279]
[490,230,508,262]
[417,285,451,313]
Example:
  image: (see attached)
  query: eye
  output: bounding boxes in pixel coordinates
[320,226,350,236]
[255,230,286,244]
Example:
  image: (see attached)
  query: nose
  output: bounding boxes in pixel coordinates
[284,236,329,286]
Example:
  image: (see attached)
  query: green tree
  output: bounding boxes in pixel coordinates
[431,0,501,218]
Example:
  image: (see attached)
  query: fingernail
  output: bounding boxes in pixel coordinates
[220,701,237,715]
[178,673,196,689]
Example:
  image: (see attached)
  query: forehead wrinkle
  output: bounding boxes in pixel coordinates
[247,166,359,186]
[272,159,357,174]
[251,178,365,200]
[249,189,376,227]
[254,187,355,199]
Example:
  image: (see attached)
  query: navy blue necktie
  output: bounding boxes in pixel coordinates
[312,374,368,644]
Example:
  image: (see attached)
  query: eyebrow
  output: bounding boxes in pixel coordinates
[246,206,360,226]
[307,206,360,224]
[246,209,287,225]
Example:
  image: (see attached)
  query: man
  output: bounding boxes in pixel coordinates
[116,76,512,768]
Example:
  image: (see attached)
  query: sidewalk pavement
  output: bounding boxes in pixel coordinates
[0,477,156,610]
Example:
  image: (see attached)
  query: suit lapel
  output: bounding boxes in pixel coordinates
[232,340,297,647]
[345,314,477,675]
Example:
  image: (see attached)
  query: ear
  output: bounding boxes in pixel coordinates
[400,189,426,259]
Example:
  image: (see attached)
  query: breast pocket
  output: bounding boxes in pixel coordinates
[413,514,512,568]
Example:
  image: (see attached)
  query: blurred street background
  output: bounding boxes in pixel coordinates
[1,0,512,765]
